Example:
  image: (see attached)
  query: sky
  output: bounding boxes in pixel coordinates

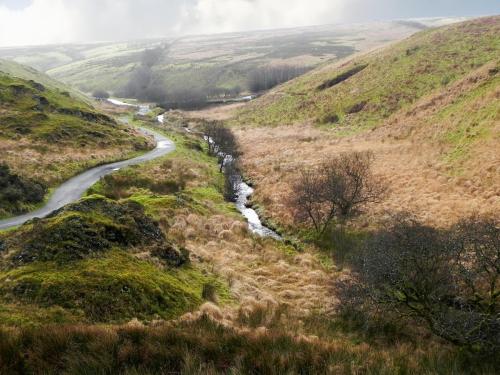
[0,0,498,47]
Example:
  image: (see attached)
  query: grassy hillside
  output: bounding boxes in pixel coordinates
[0,59,89,103]
[0,65,151,217]
[0,20,457,97]
[0,117,497,374]
[0,121,236,325]
[236,16,499,128]
[229,16,499,230]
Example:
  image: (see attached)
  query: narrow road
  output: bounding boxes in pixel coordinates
[0,127,175,230]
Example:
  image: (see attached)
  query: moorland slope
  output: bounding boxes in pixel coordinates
[0,60,151,217]
[232,16,499,227]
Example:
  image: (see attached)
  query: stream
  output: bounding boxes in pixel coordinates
[112,99,280,240]
[235,180,281,240]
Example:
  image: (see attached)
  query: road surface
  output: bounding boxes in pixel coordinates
[0,127,175,230]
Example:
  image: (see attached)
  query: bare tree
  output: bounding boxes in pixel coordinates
[202,121,242,202]
[203,121,222,156]
[338,213,499,352]
[223,160,241,202]
[291,152,384,235]
[203,122,240,171]
[324,151,385,223]
[122,46,169,102]
[92,89,110,100]
[291,169,333,234]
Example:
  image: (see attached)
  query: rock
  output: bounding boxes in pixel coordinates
[151,243,189,267]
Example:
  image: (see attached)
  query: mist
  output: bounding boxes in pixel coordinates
[0,0,498,47]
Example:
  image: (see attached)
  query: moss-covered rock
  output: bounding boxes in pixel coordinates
[4,195,186,267]
[0,195,231,324]
[0,251,229,323]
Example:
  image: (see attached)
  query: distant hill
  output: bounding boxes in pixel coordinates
[236,16,499,128]
[0,19,464,97]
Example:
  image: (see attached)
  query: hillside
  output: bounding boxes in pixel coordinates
[236,16,499,127]
[228,16,499,228]
[0,19,462,97]
[0,63,151,217]
[0,59,90,103]
[0,15,498,373]
[3,116,495,374]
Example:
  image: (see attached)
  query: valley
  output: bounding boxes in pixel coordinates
[0,13,498,375]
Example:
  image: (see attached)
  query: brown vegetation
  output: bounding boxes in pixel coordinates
[291,152,385,234]
[234,61,499,228]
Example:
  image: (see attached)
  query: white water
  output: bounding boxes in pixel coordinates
[201,137,280,239]
[138,107,280,240]
[108,98,136,107]
[235,181,281,240]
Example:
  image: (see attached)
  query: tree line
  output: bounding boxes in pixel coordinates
[248,65,310,93]
[203,121,241,201]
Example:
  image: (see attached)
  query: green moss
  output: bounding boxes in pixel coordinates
[438,74,499,167]
[0,68,152,217]
[0,251,230,324]
[3,195,170,266]
[0,123,238,325]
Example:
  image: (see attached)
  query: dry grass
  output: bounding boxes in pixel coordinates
[90,126,337,326]
[235,126,498,229]
[168,212,336,322]
[183,103,246,121]
[0,137,146,186]
[232,62,499,229]
[3,318,492,375]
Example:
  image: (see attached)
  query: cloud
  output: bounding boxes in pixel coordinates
[0,0,77,46]
[177,0,346,35]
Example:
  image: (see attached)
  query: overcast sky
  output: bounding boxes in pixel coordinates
[0,0,498,47]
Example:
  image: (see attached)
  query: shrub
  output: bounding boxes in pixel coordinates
[0,164,47,214]
[338,214,500,353]
[92,89,110,99]
[290,152,385,234]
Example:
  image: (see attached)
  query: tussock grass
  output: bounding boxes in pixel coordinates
[0,317,497,375]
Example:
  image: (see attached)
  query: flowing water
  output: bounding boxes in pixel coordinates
[125,101,280,240]
[235,180,281,240]
[201,136,281,240]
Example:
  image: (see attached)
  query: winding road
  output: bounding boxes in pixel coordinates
[0,127,175,230]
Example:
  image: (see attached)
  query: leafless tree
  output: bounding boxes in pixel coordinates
[92,89,109,100]
[202,121,242,202]
[203,122,240,171]
[324,151,384,223]
[338,213,499,352]
[203,121,221,156]
[291,169,333,234]
[122,46,169,102]
[291,152,384,234]
[223,160,241,202]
